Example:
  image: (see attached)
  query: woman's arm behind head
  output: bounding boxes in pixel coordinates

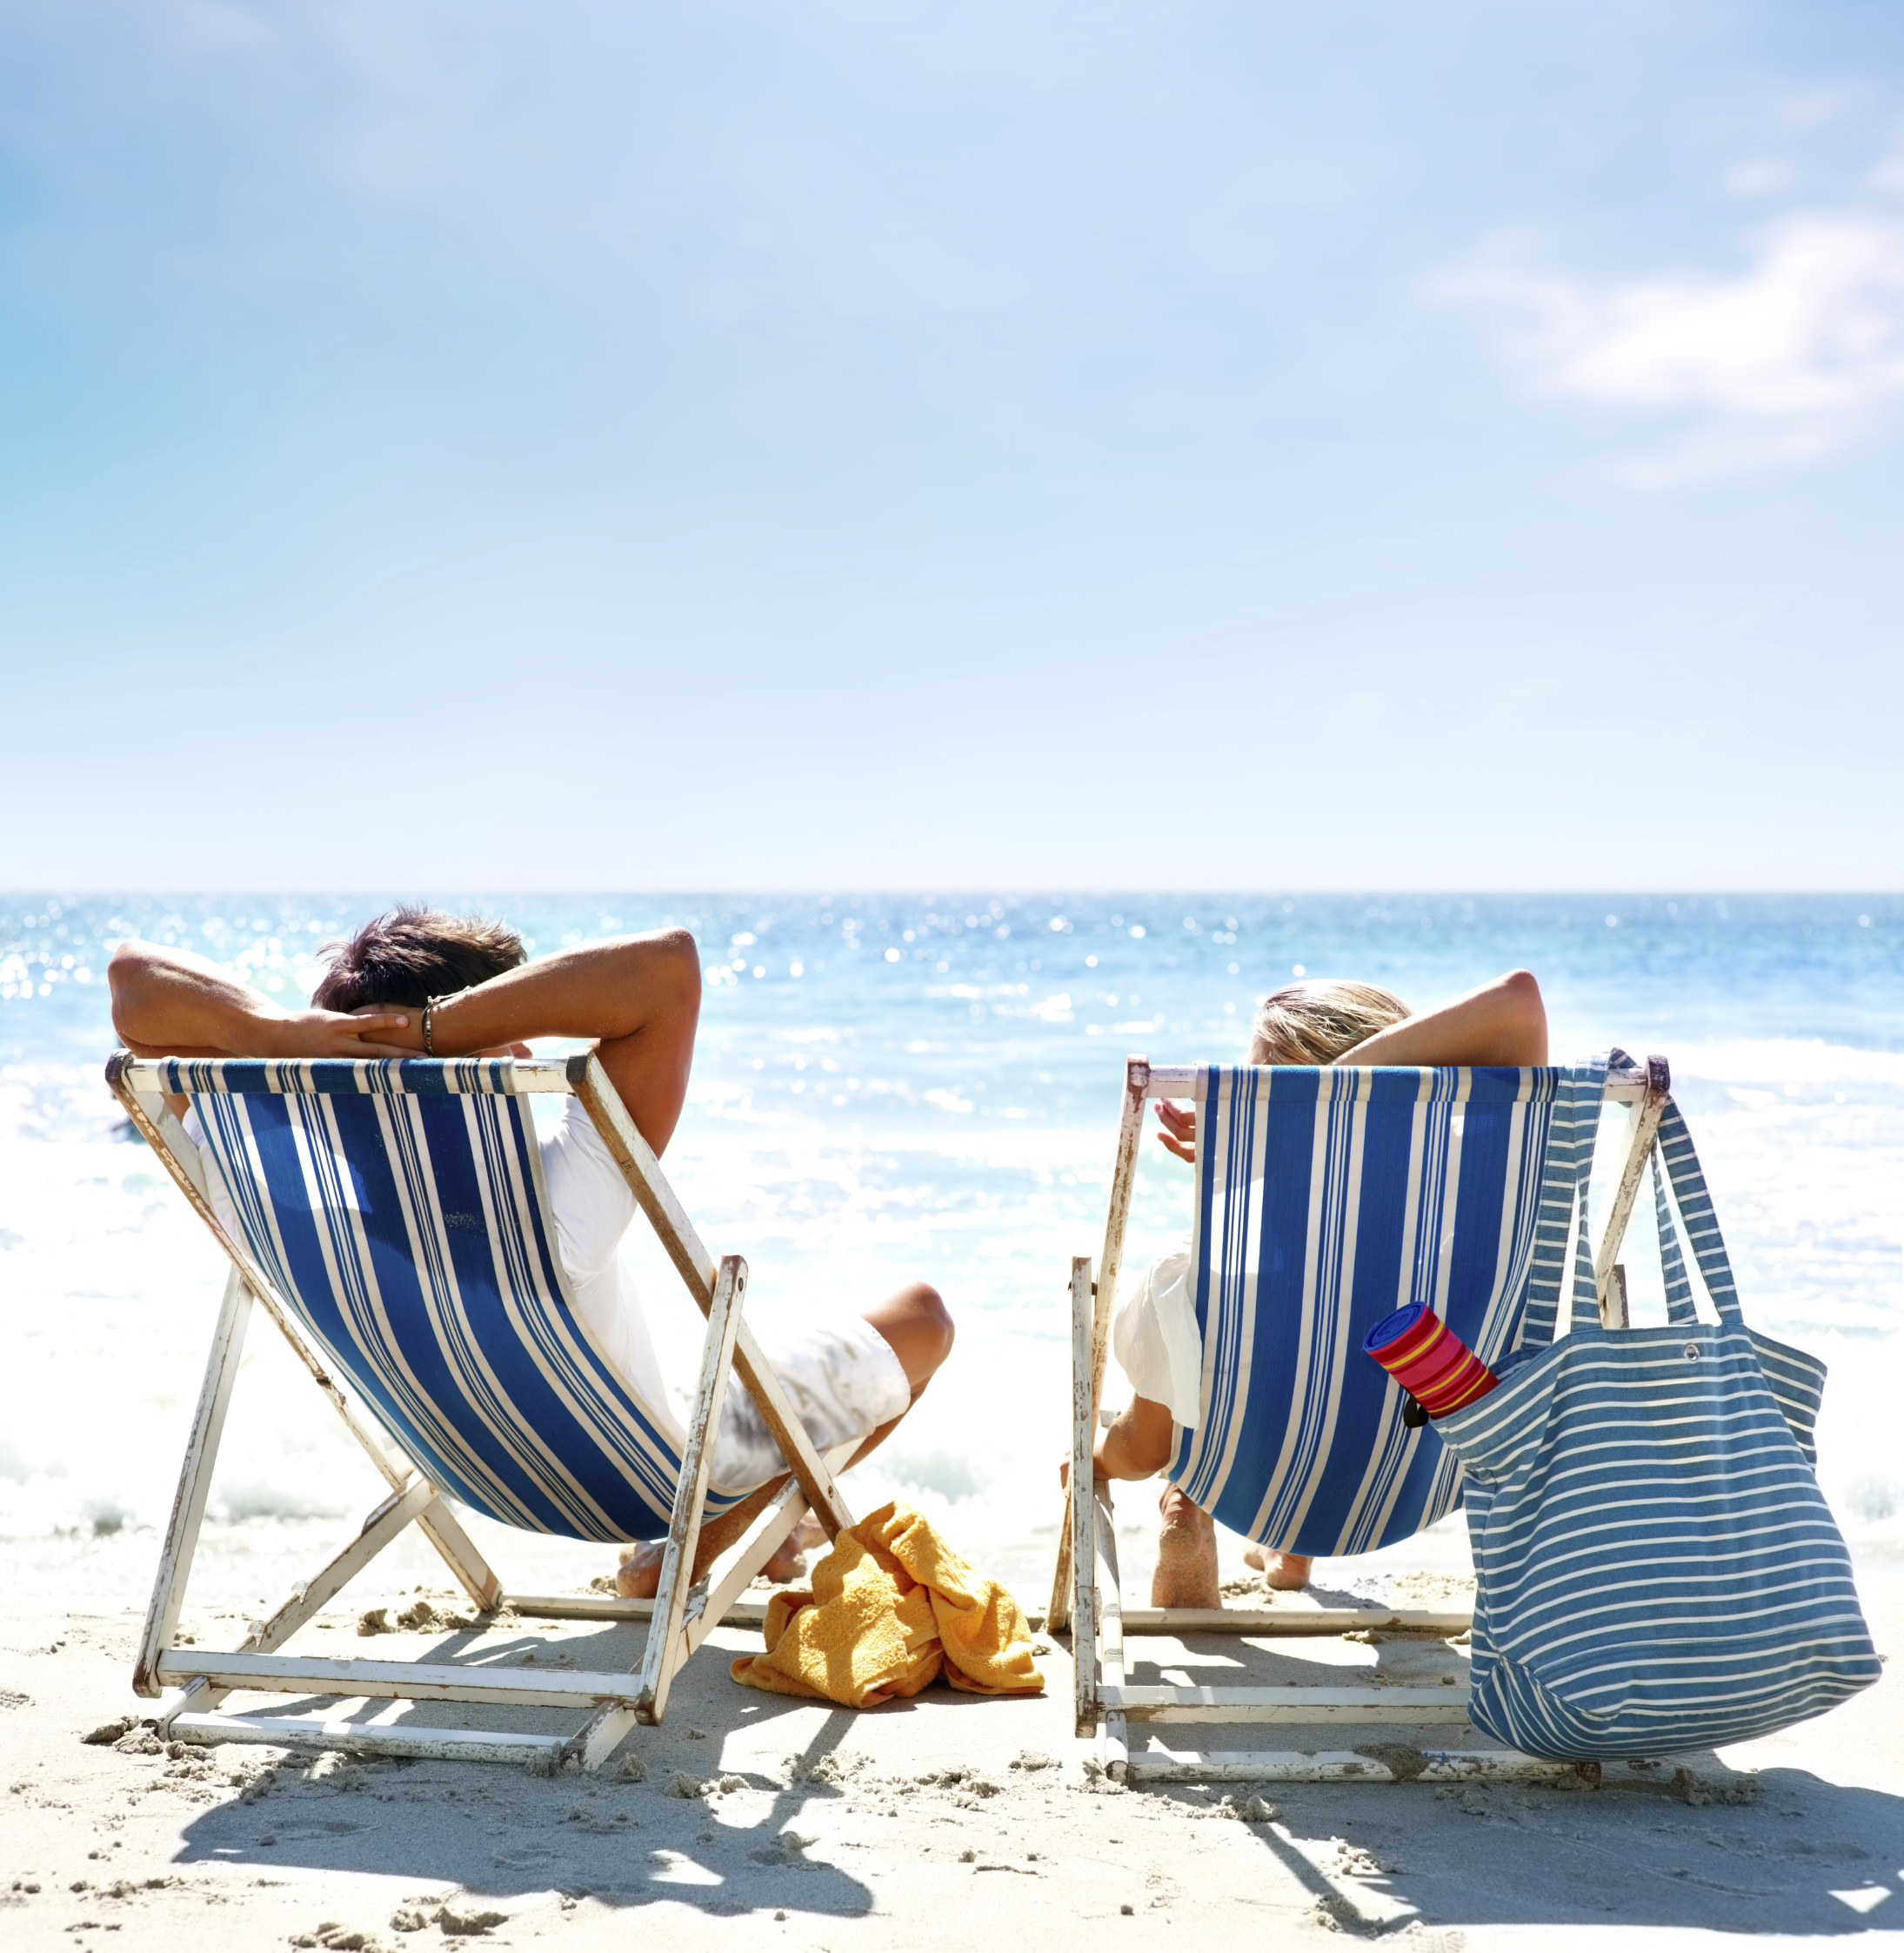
[1335,967,1547,1070]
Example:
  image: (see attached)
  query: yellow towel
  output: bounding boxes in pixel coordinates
[730,1501,1045,1708]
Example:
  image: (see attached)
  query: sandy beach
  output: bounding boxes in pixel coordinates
[5,1516,1900,1952]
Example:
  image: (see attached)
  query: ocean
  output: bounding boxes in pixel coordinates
[3,892,1900,1612]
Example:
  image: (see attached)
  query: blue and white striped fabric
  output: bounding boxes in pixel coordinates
[1439,1087,1879,1760]
[162,1057,743,1545]
[1167,1058,1607,1556]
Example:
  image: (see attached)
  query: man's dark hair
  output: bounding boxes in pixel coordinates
[311,906,526,1012]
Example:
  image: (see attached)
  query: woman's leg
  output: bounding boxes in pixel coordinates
[1152,1486,1222,1609]
[1242,1542,1313,1589]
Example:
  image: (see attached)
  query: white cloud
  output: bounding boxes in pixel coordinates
[1437,213,1904,486]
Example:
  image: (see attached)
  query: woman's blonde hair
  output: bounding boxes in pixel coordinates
[1249,979,1411,1065]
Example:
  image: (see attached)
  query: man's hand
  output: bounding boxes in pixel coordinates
[350,1005,531,1062]
[274,1008,418,1059]
[119,1006,418,1062]
[1154,1099,1197,1164]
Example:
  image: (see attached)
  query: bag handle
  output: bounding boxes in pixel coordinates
[1652,1149,1701,1328]
[1648,1097,1746,1328]
[1520,1050,1610,1348]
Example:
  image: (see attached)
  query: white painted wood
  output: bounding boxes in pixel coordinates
[1099,1683,1472,1723]
[574,1055,856,1540]
[680,1439,858,1666]
[1594,1054,1670,1322]
[726,1319,858,1540]
[135,1268,252,1697]
[571,1052,719,1296]
[158,1477,445,1731]
[1604,1264,1631,1332]
[634,1254,747,1729]
[577,1439,858,1773]
[115,1058,578,1095]
[1139,1061,1661,1104]
[1068,1257,1099,1736]
[1092,1481,1128,1782]
[1120,1605,1472,1636]
[169,1710,565,1768]
[152,1649,646,1712]
[507,1591,772,1627]
[1050,1060,1149,1630]
[132,1092,210,1199]
[1125,1746,1586,1784]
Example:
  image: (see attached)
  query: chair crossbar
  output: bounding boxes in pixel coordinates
[170,1710,566,1768]
[1126,1747,1595,1786]
[1136,1058,1660,1104]
[1119,1606,1472,1636]
[1100,1684,1473,1723]
[153,1649,645,1712]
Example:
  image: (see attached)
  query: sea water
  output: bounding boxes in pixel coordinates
[3,893,1900,1609]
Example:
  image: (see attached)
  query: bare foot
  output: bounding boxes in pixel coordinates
[615,1541,664,1600]
[1151,1485,1221,1609]
[760,1537,806,1586]
[613,1523,812,1600]
[1242,1542,1313,1590]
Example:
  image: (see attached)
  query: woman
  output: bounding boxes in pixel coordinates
[1073,966,1548,1609]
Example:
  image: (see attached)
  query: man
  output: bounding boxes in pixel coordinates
[110,907,954,1595]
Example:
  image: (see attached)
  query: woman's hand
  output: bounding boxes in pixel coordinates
[1154,1099,1197,1164]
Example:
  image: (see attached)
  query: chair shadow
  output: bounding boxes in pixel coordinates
[1124,1629,1904,1937]
[170,1615,884,1921]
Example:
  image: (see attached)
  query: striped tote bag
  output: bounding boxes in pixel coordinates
[1436,1088,1880,1761]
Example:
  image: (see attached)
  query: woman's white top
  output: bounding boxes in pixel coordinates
[1110,1232,1205,1428]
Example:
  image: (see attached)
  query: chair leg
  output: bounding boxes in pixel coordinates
[157,1475,444,1731]
[1070,1255,1099,1738]
[1093,1480,1128,1781]
[577,1438,858,1772]
[631,1254,748,1729]
[135,1269,252,1697]
[1593,1054,1670,1325]
[1051,1057,1147,1629]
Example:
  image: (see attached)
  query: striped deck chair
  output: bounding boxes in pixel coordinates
[1055,1049,1671,1786]
[106,1049,860,1773]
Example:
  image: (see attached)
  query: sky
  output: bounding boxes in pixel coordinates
[3,0,1902,893]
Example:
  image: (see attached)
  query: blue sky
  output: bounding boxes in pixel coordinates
[3,1,1901,891]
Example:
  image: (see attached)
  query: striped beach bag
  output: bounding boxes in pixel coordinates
[1436,1064,1880,1761]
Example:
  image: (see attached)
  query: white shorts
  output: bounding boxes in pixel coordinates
[539,1097,911,1493]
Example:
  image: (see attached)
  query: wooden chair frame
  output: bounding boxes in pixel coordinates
[106,1049,862,1773]
[1056,1052,1670,1785]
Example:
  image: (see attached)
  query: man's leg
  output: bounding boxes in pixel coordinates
[617,1281,953,1596]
